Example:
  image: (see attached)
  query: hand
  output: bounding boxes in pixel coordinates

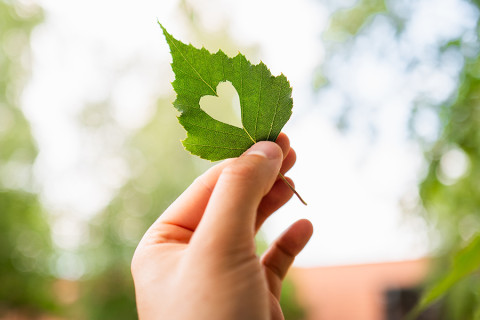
[131,133,313,320]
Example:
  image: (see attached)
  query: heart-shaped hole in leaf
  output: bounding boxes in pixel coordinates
[199,81,242,128]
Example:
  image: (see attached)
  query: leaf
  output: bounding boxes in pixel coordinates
[408,233,480,319]
[159,23,293,161]
[160,23,307,205]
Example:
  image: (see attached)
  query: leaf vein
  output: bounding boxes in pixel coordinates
[238,58,256,143]
[254,67,263,140]
[181,120,250,140]
[183,143,247,151]
[267,84,282,140]
[174,67,216,89]
[166,32,218,96]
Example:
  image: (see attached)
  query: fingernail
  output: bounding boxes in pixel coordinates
[244,141,282,160]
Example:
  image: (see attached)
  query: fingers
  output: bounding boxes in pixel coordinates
[255,177,295,231]
[255,150,296,231]
[261,219,313,298]
[275,132,290,160]
[280,148,296,176]
[192,142,283,249]
[142,133,295,247]
[152,133,292,235]
[142,159,232,244]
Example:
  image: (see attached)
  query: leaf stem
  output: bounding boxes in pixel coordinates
[278,173,307,206]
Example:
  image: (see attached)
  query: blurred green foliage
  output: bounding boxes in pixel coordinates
[327,0,386,38]
[0,1,39,164]
[0,191,57,315]
[0,0,58,317]
[418,54,480,318]
[280,278,306,320]
[322,0,480,318]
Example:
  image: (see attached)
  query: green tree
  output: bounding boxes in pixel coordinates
[319,0,480,318]
[0,0,58,317]
[418,36,480,319]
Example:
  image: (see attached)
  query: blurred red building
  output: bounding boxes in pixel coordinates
[291,259,430,320]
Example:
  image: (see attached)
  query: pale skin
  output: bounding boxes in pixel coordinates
[131,133,313,320]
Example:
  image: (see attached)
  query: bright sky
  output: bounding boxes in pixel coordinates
[20,0,477,272]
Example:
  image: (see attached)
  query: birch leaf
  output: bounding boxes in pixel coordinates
[160,23,293,161]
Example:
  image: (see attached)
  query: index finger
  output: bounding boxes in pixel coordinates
[150,133,292,235]
[191,142,283,249]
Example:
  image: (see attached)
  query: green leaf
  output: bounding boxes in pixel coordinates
[159,23,293,161]
[408,233,480,319]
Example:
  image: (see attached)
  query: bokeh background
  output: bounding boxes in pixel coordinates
[1,0,480,319]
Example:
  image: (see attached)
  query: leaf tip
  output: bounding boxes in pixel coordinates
[157,21,172,41]
[157,20,165,31]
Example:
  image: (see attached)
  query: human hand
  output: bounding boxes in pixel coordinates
[131,133,313,320]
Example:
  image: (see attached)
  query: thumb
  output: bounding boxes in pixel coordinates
[192,141,283,248]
